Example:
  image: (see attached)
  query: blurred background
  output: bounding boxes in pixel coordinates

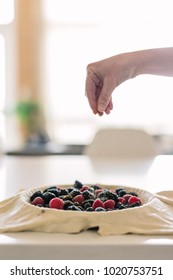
[1,0,173,155]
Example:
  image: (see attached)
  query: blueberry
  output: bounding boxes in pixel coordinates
[43,186,57,193]
[43,192,56,204]
[117,190,127,197]
[47,189,60,197]
[116,188,125,194]
[30,191,43,202]
[86,207,94,211]
[67,205,82,211]
[95,207,106,212]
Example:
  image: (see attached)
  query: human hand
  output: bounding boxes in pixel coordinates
[85,58,115,116]
[85,53,138,116]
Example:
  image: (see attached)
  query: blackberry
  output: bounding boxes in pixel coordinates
[59,194,72,201]
[69,189,81,198]
[91,184,102,190]
[82,199,94,206]
[74,180,83,189]
[30,191,43,202]
[106,191,118,202]
[43,192,56,204]
[76,206,84,211]
[59,189,69,196]
[67,187,74,193]
[115,203,127,210]
[98,190,118,202]
[74,202,80,207]
[82,190,95,200]
[88,187,95,193]
[63,200,74,210]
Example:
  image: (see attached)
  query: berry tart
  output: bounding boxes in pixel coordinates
[0,180,173,235]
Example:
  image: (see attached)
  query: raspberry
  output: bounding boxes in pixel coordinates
[123,194,132,202]
[128,196,141,205]
[118,197,126,204]
[32,196,44,206]
[49,197,64,209]
[92,198,105,210]
[94,189,103,197]
[104,199,115,209]
[72,194,84,204]
[80,185,90,192]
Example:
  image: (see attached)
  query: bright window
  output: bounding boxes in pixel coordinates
[0,0,15,147]
[42,0,173,144]
[0,34,5,111]
[0,0,14,24]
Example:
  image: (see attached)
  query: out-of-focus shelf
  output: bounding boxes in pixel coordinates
[5,142,85,156]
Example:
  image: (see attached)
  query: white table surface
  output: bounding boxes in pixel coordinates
[0,154,173,260]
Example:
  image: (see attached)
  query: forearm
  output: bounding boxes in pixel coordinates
[132,47,173,78]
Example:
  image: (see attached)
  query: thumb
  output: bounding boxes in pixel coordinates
[97,85,113,113]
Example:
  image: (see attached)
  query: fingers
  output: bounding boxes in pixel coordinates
[85,68,101,114]
[85,67,113,116]
[85,78,97,114]
[97,82,113,113]
[104,99,113,115]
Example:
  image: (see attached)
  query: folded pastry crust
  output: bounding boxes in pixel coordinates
[0,185,173,235]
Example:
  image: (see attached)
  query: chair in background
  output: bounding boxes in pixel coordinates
[83,128,158,159]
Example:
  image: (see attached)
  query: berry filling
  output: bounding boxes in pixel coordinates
[29,181,142,212]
